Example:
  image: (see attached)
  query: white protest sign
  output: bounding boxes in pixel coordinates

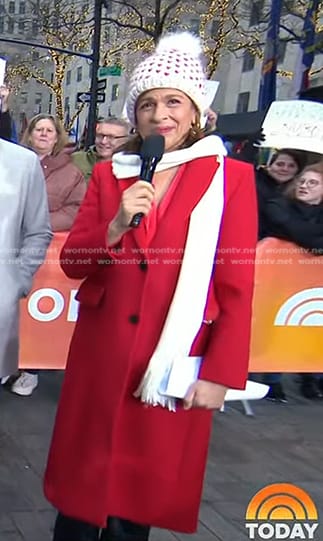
[0,58,6,86]
[260,100,323,154]
[204,80,219,108]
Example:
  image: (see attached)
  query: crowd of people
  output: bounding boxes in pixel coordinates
[0,28,322,541]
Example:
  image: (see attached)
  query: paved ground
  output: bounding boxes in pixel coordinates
[0,372,322,541]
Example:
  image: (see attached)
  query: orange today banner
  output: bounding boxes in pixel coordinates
[19,234,323,371]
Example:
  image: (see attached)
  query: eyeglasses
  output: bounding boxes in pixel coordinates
[296,177,321,189]
[95,134,127,142]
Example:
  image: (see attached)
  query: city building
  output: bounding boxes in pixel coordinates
[0,0,322,140]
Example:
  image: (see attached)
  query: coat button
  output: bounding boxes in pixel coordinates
[128,314,139,324]
[139,260,148,271]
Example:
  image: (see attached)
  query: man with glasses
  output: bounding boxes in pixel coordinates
[72,117,130,183]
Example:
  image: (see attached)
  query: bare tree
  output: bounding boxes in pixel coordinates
[101,0,262,76]
[6,0,93,124]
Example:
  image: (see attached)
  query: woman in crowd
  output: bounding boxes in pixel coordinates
[256,149,306,239]
[11,114,87,397]
[263,161,323,400]
[21,114,87,231]
[44,32,257,541]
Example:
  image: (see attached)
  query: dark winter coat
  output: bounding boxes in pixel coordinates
[256,168,294,239]
[263,195,323,255]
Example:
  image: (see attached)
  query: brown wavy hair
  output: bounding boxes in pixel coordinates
[21,114,69,156]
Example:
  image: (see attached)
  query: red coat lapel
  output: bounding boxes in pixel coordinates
[118,156,220,250]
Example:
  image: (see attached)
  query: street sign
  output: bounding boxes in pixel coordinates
[97,65,122,78]
[96,93,106,103]
[77,92,106,104]
[97,79,107,91]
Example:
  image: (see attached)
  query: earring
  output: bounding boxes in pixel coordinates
[190,119,201,136]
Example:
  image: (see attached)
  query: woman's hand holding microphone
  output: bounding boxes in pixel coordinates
[107,181,155,246]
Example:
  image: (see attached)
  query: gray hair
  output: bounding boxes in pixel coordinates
[96,117,130,132]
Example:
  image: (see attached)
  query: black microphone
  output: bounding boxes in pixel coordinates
[130,134,165,228]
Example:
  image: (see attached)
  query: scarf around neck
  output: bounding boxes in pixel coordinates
[112,135,227,178]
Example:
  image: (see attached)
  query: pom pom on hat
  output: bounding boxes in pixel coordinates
[126,31,207,126]
[155,31,203,58]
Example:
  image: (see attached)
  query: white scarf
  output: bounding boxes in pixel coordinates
[112,135,227,178]
[112,136,227,411]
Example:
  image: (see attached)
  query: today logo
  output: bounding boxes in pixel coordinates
[245,483,319,539]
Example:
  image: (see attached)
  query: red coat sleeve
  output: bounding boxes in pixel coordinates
[60,163,121,279]
[199,158,258,389]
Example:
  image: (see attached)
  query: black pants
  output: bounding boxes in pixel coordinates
[53,513,150,541]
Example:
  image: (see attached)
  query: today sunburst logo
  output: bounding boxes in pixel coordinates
[245,483,319,539]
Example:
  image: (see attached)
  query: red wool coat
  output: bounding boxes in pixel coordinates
[44,155,257,533]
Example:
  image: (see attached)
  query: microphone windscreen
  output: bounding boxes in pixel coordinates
[140,134,165,161]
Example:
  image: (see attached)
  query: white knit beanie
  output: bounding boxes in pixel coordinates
[126,31,207,126]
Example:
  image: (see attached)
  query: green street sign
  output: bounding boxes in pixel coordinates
[97,65,122,78]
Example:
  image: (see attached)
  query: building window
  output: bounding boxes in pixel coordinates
[249,0,264,26]
[66,70,71,85]
[76,66,82,82]
[236,92,250,113]
[281,0,294,15]
[111,83,119,101]
[32,19,38,35]
[32,50,39,60]
[0,17,3,33]
[64,96,70,111]
[18,20,25,33]
[211,19,220,37]
[9,1,15,14]
[104,27,110,42]
[189,18,200,35]
[104,1,112,14]
[278,41,287,64]
[242,50,255,72]
[7,19,14,33]
[19,1,25,14]
[35,92,42,105]
[20,92,28,104]
[314,30,323,55]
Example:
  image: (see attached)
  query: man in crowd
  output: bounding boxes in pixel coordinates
[72,117,130,183]
[0,135,52,386]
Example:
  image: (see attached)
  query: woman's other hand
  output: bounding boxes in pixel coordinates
[107,180,155,245]
[183,380,228,410]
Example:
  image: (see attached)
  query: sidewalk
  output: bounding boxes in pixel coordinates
[0,372,322,541]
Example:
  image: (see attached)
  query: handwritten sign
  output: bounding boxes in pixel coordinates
[204,80,219,108]
[260,100,323,153]
[0,58,6,86]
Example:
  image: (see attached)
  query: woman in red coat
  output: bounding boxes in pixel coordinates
[44,31,257,541]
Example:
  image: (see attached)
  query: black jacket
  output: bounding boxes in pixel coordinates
[256,168,294,239]
[263,196,323,255]
[0,111,12,141]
